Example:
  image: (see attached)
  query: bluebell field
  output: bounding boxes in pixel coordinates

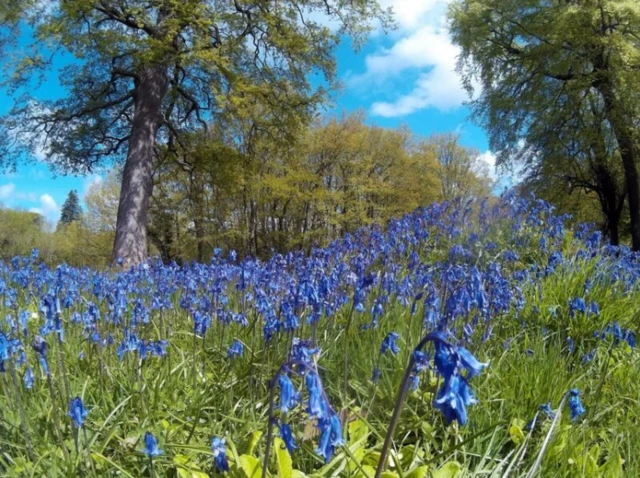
[0,191,638,477]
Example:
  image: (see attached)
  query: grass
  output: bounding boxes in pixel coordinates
[0,197,637,477]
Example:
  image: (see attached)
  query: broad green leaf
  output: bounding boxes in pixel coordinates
[349,419,369,445]
[600,452,624,478]
[431,461,462,478]
[246,431,263,455]
[239,454,264,478]
[406,465,429,478]
[275,437,293,478]
[509,421,526,446]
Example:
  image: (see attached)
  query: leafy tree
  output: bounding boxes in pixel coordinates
[449,0,640,249]
[424,133,493,201]
[57,189,82,230]
[0,0,392,265]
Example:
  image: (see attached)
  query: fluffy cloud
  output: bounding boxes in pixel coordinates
[0,183,16,200]
[29,194,59,222]
[351,0,467,117]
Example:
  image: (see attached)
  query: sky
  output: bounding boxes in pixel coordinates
[0,0,495,224]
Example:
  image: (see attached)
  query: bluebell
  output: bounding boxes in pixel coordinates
[227,339,244,359]
[211,436,230,472]
[568,389,586,421]
[279,422,297,454]
[68,396,88,427]
[143,432,163,457]
[278,374,299,414]
[380,332,400,355]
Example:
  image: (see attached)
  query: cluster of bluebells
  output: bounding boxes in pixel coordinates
[372,332,401,383]
[0,192,638,470]
[430,332,487,426]
[527,388,586,431]
[275,349,344,463]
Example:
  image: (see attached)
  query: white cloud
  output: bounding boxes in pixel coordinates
[349,0,467,117]
[478,150,497,178]
[379,0,445,31]
[30,193,59,222]
[0,183,16,200]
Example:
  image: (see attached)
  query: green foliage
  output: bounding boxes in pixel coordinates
[145,112,491,262]
[57,189,83,230]
[448,0,640,246]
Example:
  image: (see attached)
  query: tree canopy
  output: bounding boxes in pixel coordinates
[0,0,392,264]
[449,0,640,249]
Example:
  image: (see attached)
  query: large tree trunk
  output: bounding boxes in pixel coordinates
[112,65,168,266]
[596,80,640,250]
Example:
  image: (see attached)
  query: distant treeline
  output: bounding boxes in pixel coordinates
[0,112,493,266]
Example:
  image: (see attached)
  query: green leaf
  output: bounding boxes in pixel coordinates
[274,438,293,478]
[509,419,526,446]
[348,419,369,445]
[246,431,263,455]
[600,451,624,478]
[431,461,462,478]
[406,465,429,478]
[239,454,264,478]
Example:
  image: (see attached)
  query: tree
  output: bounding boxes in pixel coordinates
[57,189,83,230]
[449,0,640,249]
[424,133,493,201]
[0,1,392,265]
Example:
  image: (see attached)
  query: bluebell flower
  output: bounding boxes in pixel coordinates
[457,346,487,378]
[569,298,587,317]
[279,422,297,454]
[227,339,244,359]
[24,367,34,389]
[143,432,163,457]
[380,332,400,355]
[315,413,344,463]
[539,403,556,419]
[566,337,575,353]
[371,367,381,383]
[568,389,586,421]
[68,396,88,427]
[291,338,319,363]
[582,350,596,364]
[278,374,300,414]
[211,436,230,472]
[305,372,325,418]
[30,335,49,375]
[434,374,469,425]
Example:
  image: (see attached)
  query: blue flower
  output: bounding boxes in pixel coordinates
[279,422,297,454]
[371,367,381,383]
[315,413,344,462]
[143,432,163,457]
[434,374,469,425]
[568,389,586,421]
[278,374,300,414]
[457,346,487,378]
[380,332,401,355]
[569,298,587,317]
[68,396,88,427]
[24,367,34,389]
[539,403,556,419]
[305,372,325,418]
[227,339,244,359]
[211,436,230,472]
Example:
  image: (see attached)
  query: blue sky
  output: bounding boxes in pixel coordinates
[0,0,493,224]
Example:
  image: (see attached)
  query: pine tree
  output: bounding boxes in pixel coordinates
[57,190,82,230]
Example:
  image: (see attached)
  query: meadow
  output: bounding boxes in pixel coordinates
[0,192,638,478]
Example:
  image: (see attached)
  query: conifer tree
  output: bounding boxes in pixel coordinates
[57,190,82,230]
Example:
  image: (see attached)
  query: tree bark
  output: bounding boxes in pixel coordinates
[596,79,640,250]
[112,65,168,266]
